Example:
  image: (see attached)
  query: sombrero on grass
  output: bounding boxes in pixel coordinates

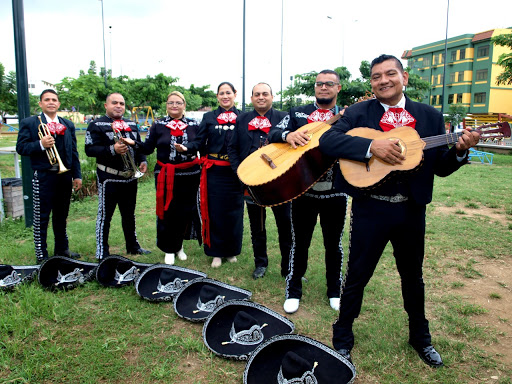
[96,255,153,287]
[38,256,98,290]
[243,334,356,384]
[0,264,40,290]
[173,278,252,322]
[135,264,207,302]
[203,300,295,361]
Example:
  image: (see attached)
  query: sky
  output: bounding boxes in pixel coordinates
[1,0,511,104]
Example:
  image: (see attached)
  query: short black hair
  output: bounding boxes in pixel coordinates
[370,55,404,73]
[217,82,236,94]
[252,82,273,96]
[318,69,340,82]
[40,89,59,101]
[106,92,124,102]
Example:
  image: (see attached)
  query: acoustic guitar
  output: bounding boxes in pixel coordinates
[339,122,511,189]
[237,112,343,206]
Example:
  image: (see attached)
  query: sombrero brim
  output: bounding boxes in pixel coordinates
[203,300,294,360]
[0,264,40,290]
[135,264,207,302]
[38,256,98,290]
[243,334,356,384]
[96,255,153,287]
[174,278,252,322]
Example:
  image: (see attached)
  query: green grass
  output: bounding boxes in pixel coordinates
[1,138,512,383]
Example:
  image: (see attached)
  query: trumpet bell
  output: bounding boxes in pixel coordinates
[134,170,144,179]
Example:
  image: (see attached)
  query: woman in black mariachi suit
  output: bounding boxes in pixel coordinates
[176,82,243,268]
[136,91,201,265]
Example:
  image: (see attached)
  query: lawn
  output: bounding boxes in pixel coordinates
[1,132,511,383]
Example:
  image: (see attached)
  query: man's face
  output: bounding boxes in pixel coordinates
[105,93,126,119]
[251,83,273,114]
[314,73,341,105]
[370,59,409,106]
[39,92,60,116]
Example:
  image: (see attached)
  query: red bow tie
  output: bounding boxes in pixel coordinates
[307,109,333,123]
[46,122,67,135]
[379,108,416,131]
[112,120,132,132]
[217,111,237,125]
[248,116,271,133]
[166,119,188,137]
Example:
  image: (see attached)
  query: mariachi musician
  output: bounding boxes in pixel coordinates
[128,91,201,265]
[228,82,292,280]
[267,70,348,315]
[85,92,149,260]
[16,89,82,264]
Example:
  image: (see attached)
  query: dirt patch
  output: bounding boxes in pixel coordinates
[432,203,511,227]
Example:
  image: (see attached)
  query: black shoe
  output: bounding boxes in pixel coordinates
[128,248,151,255]
[36,256,49,265]
[411,344,444,368]
[54,249,80,259]
[252,266,267,279]
[337,348,353,365]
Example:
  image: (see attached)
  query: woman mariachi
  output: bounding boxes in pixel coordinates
[130,91,201,265]
[176,82,244,268]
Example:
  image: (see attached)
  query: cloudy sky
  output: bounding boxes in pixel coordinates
[1,0,510,103]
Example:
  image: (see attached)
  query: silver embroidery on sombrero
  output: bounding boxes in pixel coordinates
[55,268,83,286]
[115,266,139,284]
[223,323,267,346]
[194,295,225,313]
[0,271,20,288]
[155,277,187,294]
[277,362,318,384]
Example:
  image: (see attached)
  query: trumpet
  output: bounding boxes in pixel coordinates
[37,116,69,174]
[113,129,144,179]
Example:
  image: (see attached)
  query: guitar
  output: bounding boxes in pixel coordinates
[237,112,343,207]
[339,122,511,189]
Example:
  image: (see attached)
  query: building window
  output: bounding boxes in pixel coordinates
[423,56,431,67]
[448,94,454,104]
[459,49,466,60]
[449,72,456,83]
[476,69,488,81]
[432,55,436,65]
[440,53,445,64]
[457,94,463,103]
[477,45,489,57]
[474,92,486,103]
[450,51,457,62]
[439,74,444,85]
[457,71,464,82]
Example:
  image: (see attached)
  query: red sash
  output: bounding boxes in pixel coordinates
[156,159,201,220]
[199,157,230,247]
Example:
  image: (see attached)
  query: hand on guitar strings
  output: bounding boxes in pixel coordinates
[455,128,480,156]
[286,130,311,149]
[370,139,405,165]
[175,143,188,152]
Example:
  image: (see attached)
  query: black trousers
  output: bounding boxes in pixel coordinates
[32,170,72,261]
[95,169,140,259]
[246,200,291,274]
[155,172,200,253]
[285,193,348,299]
[332,197,431,351]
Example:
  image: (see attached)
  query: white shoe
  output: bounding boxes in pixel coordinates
[329,297,340,311]
[165,253,175,265]
[283,298,300,314]
[177,247,187,261]
[227,256,237,263]
[211,257,222,268]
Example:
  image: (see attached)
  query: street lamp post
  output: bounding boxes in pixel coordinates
[100,0,107,87]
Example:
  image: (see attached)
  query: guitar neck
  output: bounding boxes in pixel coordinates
[423,132,463,150]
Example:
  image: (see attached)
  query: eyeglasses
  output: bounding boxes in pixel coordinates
[167,101,184,106]
[315,81,339,88]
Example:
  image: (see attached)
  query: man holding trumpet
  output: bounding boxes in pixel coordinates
[16,89,82,264]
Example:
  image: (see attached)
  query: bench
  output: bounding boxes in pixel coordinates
[468,148,494,164]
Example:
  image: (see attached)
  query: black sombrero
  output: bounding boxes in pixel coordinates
[135,264,207,302]
[243,334,356,384]
[0,264,40,290]
[38,256,98,290]
[203,300,295,361]
[173,278,252,322]
[96,255,153,287]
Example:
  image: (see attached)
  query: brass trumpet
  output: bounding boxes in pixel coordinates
[113,129,144,179]
[37,116,69,174]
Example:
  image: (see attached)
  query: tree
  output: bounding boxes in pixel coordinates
[492,33,512,85]
[404,70,430,102]
[444,103,468,131]
[0,62,39,123]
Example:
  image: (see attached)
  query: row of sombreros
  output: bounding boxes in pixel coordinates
[1,255,355,383]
